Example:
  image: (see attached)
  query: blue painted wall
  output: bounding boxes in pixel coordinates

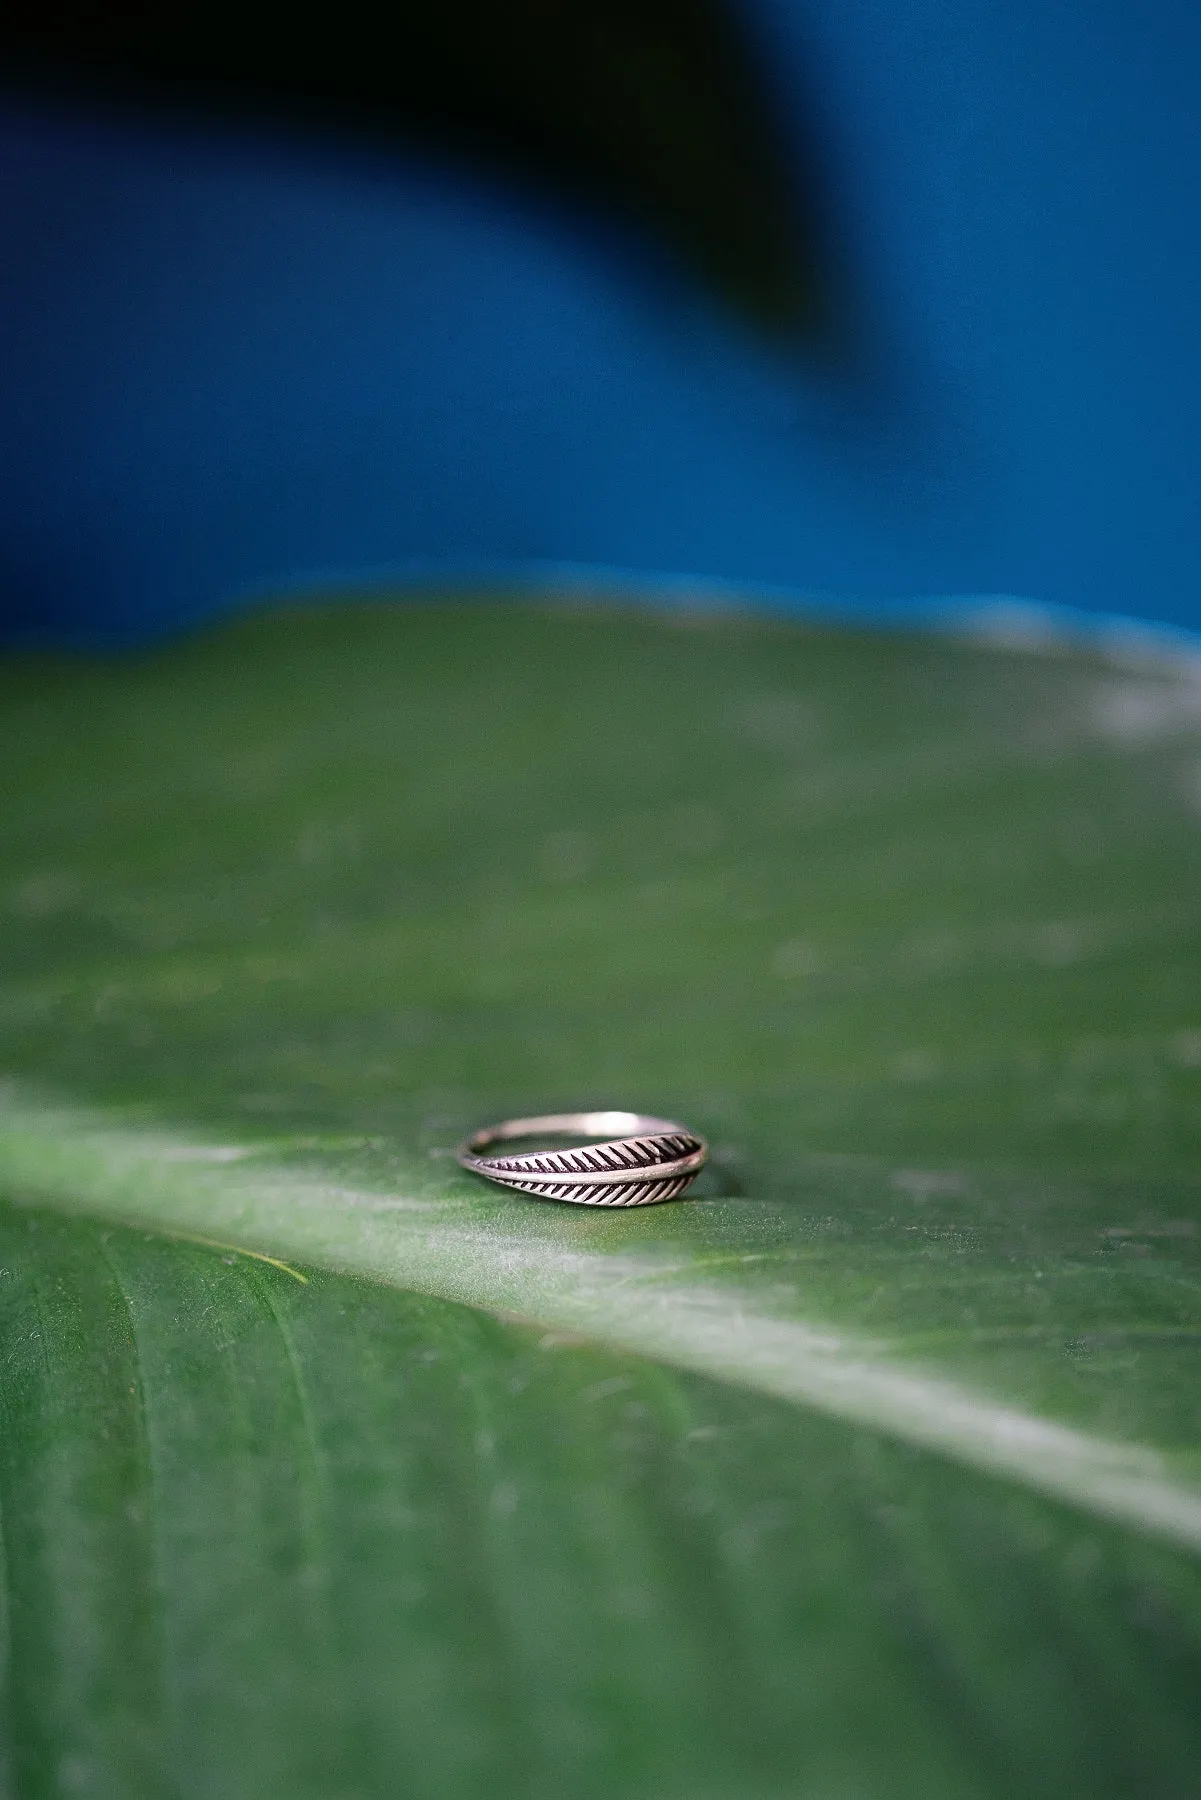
[2,0,1200,641]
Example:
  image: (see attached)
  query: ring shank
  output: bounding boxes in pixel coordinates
[464,1111,689,1154]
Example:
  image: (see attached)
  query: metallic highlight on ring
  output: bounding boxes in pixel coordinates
[457,1111,707,1206]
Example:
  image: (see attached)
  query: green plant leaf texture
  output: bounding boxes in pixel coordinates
[4,600,1201,1799]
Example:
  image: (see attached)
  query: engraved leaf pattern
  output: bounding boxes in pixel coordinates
[476,1132,704,1204]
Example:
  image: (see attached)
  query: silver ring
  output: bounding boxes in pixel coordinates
[457,1111,707,1207]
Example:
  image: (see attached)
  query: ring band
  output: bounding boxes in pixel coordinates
[457,1111,707,1207]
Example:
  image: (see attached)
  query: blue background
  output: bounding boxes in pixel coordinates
[3,0,1200,642]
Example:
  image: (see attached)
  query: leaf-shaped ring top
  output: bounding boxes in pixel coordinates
[457,1111,707,1207]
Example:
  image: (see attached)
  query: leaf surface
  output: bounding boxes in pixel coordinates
[3,600,1201,1797]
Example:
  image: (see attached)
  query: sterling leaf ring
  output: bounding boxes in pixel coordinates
[457,1111,707,1207]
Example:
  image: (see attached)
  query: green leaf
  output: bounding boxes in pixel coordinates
[4,599,1201,1797]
